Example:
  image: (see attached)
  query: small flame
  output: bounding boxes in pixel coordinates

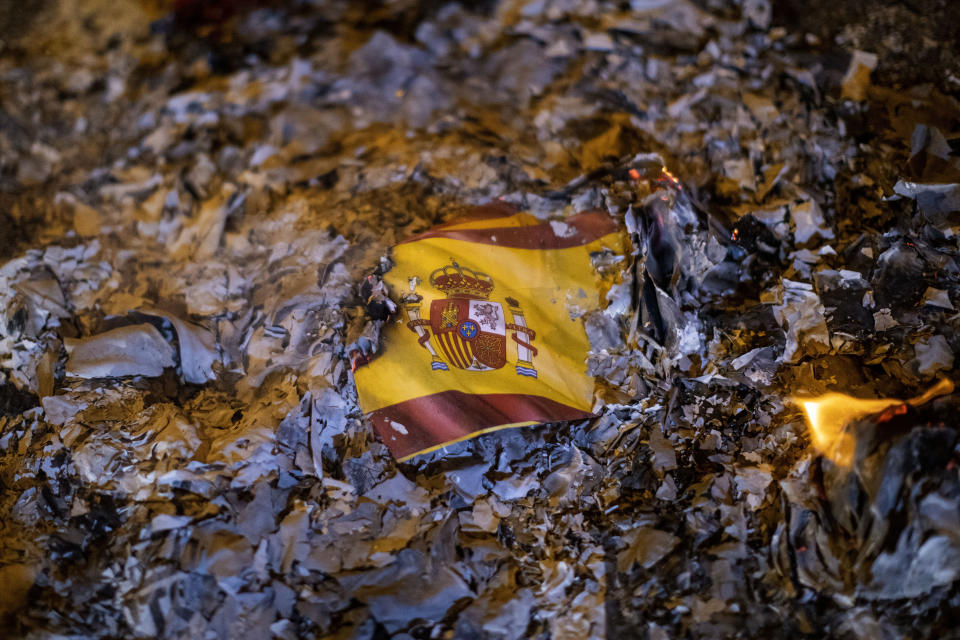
[793,394,899,466]
[659,166,683,190]
[792,378,954,467]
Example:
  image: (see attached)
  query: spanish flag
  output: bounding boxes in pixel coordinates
[354,203,626,460]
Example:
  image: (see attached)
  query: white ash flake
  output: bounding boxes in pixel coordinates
[549,219,578,238]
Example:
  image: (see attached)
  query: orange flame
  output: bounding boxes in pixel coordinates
[659,166,683,190]
[791,378,954,466]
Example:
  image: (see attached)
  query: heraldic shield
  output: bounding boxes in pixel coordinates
[429,298,506,370]
[403,260,538,377]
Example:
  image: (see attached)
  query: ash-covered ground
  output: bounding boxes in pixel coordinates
[2,1,960,638]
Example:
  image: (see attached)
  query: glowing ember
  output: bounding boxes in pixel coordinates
[792,378,954,466]
[658,166,682,190]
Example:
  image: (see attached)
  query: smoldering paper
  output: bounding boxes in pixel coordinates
[1,0,960,638]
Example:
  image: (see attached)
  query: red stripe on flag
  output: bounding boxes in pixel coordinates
[398,210,618,249]
[369,391,595,459]
[427,201,520,231]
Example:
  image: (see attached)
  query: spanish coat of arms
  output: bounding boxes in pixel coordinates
[401,261,538,377]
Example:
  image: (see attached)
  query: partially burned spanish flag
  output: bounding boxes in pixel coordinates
[355,203,626,460]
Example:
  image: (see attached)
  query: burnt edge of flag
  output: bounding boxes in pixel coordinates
[398,209,618,250]
[369,390,594,460]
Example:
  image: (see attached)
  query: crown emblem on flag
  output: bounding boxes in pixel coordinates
[403,260,538,377]
[429,261,494,299]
